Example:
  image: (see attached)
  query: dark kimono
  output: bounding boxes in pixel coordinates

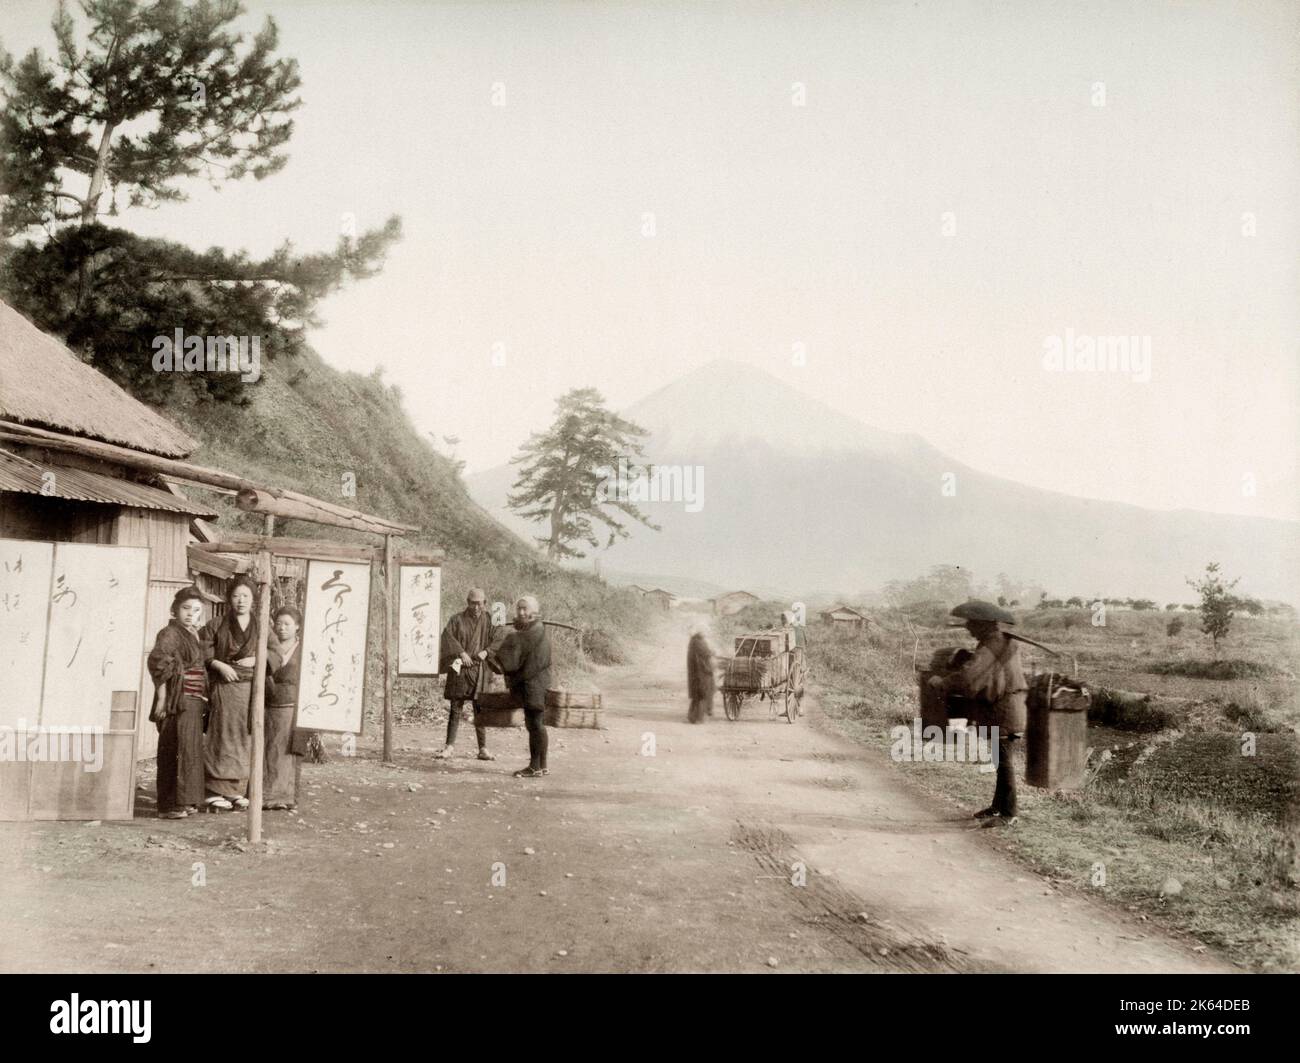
[264,640,302,807]
[147,620,207,812]
[492,619,553,771]
[493,620,552,710]
[686,632,716,724]
[201,612,280,800]
[438,610,502,703]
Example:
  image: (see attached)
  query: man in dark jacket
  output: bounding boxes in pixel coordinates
[437,588,502,761]
[492,595,552,778]
[930,600,1028,824]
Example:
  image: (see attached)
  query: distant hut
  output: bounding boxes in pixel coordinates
[644,588,677,611]
[819,604,871,633]
[711,590,759,616]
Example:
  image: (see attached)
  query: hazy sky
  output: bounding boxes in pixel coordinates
[4,0,1297,519]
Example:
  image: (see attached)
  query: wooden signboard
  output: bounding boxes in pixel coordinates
[0,538,149,821]
[0,539,53,729]
[42,543,150,729]
[0,539,149,729]
[296,558,372,734]
[397,562,441,676]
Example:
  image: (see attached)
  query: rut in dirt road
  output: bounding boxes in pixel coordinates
[732,821,980,972]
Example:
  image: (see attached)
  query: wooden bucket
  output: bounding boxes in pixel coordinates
[474,691,523,728]
[1026,673,1091,790]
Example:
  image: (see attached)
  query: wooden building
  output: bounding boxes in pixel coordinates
[710,589,759,616]
[1,300,416,826]
[644,588,677,611]
[818,604,871,632]
[0,299,217,819]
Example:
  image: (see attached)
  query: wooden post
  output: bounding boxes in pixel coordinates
[382,534,395,764]
[248,549,273,843]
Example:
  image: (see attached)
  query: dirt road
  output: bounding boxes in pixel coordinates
[0,614,1228,973]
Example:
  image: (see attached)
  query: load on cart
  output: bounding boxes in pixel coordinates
[721,627,806,723]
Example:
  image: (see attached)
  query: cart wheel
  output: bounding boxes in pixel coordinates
[723,692,742,721]
[784,684,799,723]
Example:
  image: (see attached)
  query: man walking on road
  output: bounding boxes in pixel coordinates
[437,588,501,761]
[493,595,553,779]
[930,600,1027,824]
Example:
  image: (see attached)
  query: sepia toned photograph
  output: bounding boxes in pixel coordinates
[0,0,1295,1035]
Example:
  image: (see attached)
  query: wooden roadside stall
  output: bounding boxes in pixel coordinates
[0,421,427,842]
[0,300,432,837]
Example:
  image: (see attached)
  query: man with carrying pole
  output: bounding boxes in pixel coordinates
[929,600,1039,826]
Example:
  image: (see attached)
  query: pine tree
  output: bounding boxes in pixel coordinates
[507,388,659,561]
[0,0,400,399]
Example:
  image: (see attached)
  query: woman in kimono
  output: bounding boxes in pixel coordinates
[147,586,209,819]
[263,605,303,811]
[201,576,279,812]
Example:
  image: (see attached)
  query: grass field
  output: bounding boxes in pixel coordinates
[721,602,1300,970]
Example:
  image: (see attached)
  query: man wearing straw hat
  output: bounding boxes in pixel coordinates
[929,600,1028,824]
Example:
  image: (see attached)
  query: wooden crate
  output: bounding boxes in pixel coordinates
[544,689,602,728]
[734,633,782,656]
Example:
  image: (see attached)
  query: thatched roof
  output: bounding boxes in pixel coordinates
[0,299,197,458]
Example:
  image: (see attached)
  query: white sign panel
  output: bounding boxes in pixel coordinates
[40,543,150,729]
[0,539,55,729]
[297,558,372,733]
[397,564,441,676]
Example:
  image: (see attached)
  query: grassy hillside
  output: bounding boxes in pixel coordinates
[161,347,653,716]
[169,348,524,562]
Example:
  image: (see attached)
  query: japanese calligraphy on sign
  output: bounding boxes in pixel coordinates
[397,563,441,676]
[297,558,372,733]
[0,539,149,730]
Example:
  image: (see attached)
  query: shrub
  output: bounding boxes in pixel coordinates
[581,628,626,666]
[1090,688,1181,732]
[1145,658,1285,680]
[1167,616,1184,637]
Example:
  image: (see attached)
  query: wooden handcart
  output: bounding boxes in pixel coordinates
[721,630,806,724]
